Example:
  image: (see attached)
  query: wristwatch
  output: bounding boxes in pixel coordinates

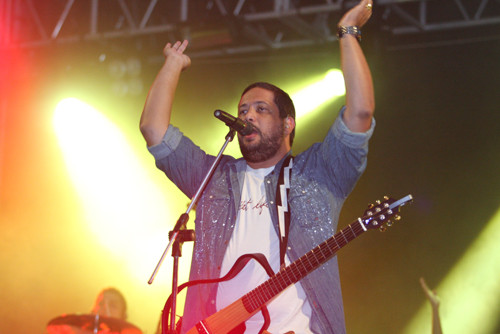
[337,26,361,42]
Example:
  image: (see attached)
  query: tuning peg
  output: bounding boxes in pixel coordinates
[383,195,389,200]
[394,215,401,221]
[375,200,381,205]
[368,203,374,209]
[387,221,393,227]
[379,226,387,232]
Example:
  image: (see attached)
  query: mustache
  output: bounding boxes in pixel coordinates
[250,125,261,135]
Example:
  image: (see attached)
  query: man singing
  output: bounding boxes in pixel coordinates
[140,1,375,333]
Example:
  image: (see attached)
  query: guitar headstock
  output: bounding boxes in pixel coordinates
[361,195,413,231]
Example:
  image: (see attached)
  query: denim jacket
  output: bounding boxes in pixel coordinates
[148,107,375,334]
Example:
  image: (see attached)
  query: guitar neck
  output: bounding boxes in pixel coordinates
[241,219,367,313]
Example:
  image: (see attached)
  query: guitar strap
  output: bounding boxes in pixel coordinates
[276,155,293,268]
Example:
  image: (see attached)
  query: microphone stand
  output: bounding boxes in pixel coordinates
[148,129,237,334]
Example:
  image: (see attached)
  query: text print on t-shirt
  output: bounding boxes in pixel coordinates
[239,196,268,215]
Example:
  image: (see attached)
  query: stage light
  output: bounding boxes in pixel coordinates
[403,206,500,334]
[52,98,188,282]
[291,69,345,119]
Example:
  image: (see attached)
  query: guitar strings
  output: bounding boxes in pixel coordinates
[243,221,366,311]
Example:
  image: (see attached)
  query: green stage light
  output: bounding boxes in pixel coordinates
[404,206,500,334]
[291,69,345,119]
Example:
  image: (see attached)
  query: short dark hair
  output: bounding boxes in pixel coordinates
[241,82,296,146]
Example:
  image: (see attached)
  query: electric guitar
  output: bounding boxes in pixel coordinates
[187,195,413,334]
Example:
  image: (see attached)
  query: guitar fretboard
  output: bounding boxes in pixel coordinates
[241,219,367,313]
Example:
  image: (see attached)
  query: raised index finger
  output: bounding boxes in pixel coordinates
[178,40,189,53]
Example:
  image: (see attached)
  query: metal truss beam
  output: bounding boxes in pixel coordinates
[1,0,500,56]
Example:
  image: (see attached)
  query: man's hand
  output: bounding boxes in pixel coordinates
[139,39,191,147]
[420,277,440,309]
[163,40,191,71]
[339,0,373,28]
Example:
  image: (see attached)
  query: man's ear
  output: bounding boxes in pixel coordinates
[284,116,295,135]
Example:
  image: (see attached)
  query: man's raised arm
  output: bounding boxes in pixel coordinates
[140,40,191,147]
[338,0,375,133]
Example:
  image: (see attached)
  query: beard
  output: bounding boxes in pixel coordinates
[238,123,285,163]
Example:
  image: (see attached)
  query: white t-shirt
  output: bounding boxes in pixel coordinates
[216,165,313,334]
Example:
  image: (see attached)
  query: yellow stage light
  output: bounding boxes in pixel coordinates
[53,98,189,282]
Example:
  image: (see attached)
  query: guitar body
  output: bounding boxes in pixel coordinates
[186,299,258,334]
[185,195,413,334]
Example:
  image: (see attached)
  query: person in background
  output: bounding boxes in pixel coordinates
[91,287,128,320]
[46,287,142,334]
[420,277,443,334]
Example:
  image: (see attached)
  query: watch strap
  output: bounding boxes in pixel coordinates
[337,25,362,42]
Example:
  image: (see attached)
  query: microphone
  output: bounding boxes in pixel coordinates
[214,109,255,136]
